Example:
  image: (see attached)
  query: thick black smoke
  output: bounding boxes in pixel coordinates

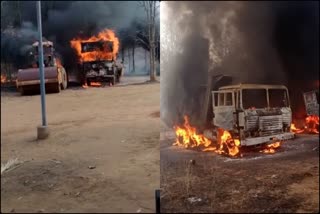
[1,1,146,70]
[161,1,319,127]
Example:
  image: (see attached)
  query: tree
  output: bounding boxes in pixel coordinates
[118,23,138,73]
[139,1,159,81]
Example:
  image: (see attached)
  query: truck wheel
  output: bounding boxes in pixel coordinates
[116,72,121,83]
[116,69,121,83]
[111,76,116,86]
[61,69,68,90]
[86,79,91,86]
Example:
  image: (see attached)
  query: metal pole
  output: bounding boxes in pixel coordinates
[36,1,47,126]
[155,189,160,213]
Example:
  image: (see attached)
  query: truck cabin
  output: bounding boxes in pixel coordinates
[211,84,294,145]
[213,84,290,111]
[80,41,114,63]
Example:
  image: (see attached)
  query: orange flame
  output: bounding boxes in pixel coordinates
[174,116,241,157]
[56,58,63,68]
[260,141,281,154]
[82,83,89,89]
[82,82,103,88]
[90,82,102,87]
[70,29,119,63]
[1,74,6,83]
[173,116,211,148]
[305,115,319,134]
[290,123,304,134]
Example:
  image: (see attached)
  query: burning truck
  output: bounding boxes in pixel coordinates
[210,83,294,146]
[174,75,295,157]
[70,29,123,86]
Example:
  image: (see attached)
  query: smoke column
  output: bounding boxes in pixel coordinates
[160,1,319,127]
[1,1,145,70]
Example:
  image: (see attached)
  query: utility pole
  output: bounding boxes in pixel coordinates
[36,1,49,139]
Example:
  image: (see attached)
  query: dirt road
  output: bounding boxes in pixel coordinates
[160,125,319,213]
[1,80,160,213]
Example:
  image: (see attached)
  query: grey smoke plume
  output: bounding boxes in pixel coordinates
[1,1,146,69]
[1,21,44,67]
[160,1,319,127]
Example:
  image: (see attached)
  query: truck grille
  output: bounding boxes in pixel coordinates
[282,114,291,126]
[259,115,283,136]
[246,116,259,130]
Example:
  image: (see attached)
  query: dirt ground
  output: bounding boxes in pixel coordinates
[160,124,319,213]
[1,77,160,213]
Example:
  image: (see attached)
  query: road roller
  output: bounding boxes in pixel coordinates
[16,40,67,95]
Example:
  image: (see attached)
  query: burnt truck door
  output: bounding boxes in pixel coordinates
[303,91,319,116]
[212,90,235,130]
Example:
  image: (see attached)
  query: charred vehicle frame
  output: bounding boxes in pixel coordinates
[206,84,295,146]
[78,40,122,86]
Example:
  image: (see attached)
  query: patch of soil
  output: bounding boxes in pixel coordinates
[150,111,160,118]
[1,81,160,213]
[160,134,319,213]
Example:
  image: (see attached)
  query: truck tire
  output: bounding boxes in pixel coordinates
[116,70,121,83]
[61,69,68,90]
[111,76,116,86]
[116,68,122,83]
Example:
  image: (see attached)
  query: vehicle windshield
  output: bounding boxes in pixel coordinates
[81,41,113,53]
[269,89,289,107]
[242,89,267,109]
[34,45,52,55]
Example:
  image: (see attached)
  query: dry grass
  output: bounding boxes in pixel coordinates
[1,158,21,175]
[160,147,319,213]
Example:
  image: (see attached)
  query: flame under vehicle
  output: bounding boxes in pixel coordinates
[16,40,68,95]
[78,41,122,86]
[202,75,294,146]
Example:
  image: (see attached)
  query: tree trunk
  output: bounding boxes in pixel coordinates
[149,2,156,82]
[132,44,135,73]
[128,48,131,73]
[145,48,147,73]
[121,46,125,63]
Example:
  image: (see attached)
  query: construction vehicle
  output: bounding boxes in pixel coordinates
[16,40,68,95]
[78,40,123,86]
[201,75,294,146]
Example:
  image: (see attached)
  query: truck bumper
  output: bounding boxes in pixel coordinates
[240,132,295,146]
